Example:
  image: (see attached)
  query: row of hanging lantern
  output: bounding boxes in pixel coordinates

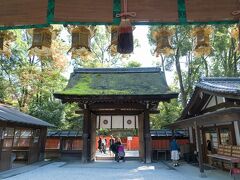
[1,25,240,59]
[151,26,215,58]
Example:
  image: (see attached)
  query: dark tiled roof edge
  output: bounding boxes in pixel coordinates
[197,77,240,94]
[200,77,240,81]
[73,67,161,74]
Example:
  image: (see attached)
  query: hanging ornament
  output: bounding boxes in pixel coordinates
[68,26,95,59]
[107,26,118,56]
[151,27,175,57]
[191,26,213,57]
[28,26,59,58]
[231,25,240,52]
[116,0,136,54]
[0,31,16,58]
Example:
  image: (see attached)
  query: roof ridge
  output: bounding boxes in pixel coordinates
[73,67,161,74]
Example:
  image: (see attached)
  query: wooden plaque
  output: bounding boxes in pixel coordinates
[186,0,240,22]
[125,0,179,23]
[54,0,113,23]
[0,0,48,26]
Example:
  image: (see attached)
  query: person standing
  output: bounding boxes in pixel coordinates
[102,137,107,154]
[109,135,115,157]
[170,137,180,167]
[98,137,102,153]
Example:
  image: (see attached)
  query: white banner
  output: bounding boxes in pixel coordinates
[112,116,123,129]
[100,116,111,129]
[124,116,135,129]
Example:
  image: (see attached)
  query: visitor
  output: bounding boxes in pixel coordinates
[113,137,122,161]
[102,137,107,154]
[170,137,180,167]
[109,135,115,157]
[116,144,125,162]
[98,137,102,153]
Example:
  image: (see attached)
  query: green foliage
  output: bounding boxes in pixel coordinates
[150,99,182,129]
[63,103,82,130]
[125,60,141,67]
[29,100,65,128]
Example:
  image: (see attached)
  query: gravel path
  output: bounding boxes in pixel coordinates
[2,160,232,180]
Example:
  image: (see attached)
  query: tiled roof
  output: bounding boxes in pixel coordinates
[57,67,174,95]
[150,129,189,137]
[47,130,188,137]
[197,77,240,95]
[0,104,53,127]
[47,130,82,137]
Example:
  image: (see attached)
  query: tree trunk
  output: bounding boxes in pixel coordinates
[175,47,187,108]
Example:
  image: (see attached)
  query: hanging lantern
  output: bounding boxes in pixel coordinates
[106,26,118,56]
[230,25,240,52]
[28,27,57,58]
[0,31,16,58]
[152,27,175,57]
[68,26,95,59]
[191,26,213,57]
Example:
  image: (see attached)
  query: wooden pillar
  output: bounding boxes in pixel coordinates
[39,127,47,161]
[90,113,97,161]
[194,122,206,177]
[234,121,240,145]
[82,108,90,163]
[144,109,152,163]
[138,113,144,162]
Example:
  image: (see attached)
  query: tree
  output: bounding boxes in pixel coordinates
[125,60,141,67]
[211,25,240,77]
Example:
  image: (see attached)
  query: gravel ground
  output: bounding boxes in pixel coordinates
[2,160,234,180]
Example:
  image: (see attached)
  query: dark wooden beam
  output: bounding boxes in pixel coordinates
[54,94,178,104]
[89,102,146,110]
[201,102,240,114]
[168,107,240,129]
[91,109,159,115]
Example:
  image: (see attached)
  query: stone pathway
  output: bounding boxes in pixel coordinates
[0,160,234,180]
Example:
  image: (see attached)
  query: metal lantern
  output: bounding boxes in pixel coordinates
[0,31,16,58]
[231,26,240,52]
[152,27,175,57]
[68,26,95,59]
[28,28,53,58]
[191,26,213,57]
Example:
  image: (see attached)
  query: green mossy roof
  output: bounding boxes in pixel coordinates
[59,68,171,96]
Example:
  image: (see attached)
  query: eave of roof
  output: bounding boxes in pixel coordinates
[179,77,240,120]
[0,104,54,127]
